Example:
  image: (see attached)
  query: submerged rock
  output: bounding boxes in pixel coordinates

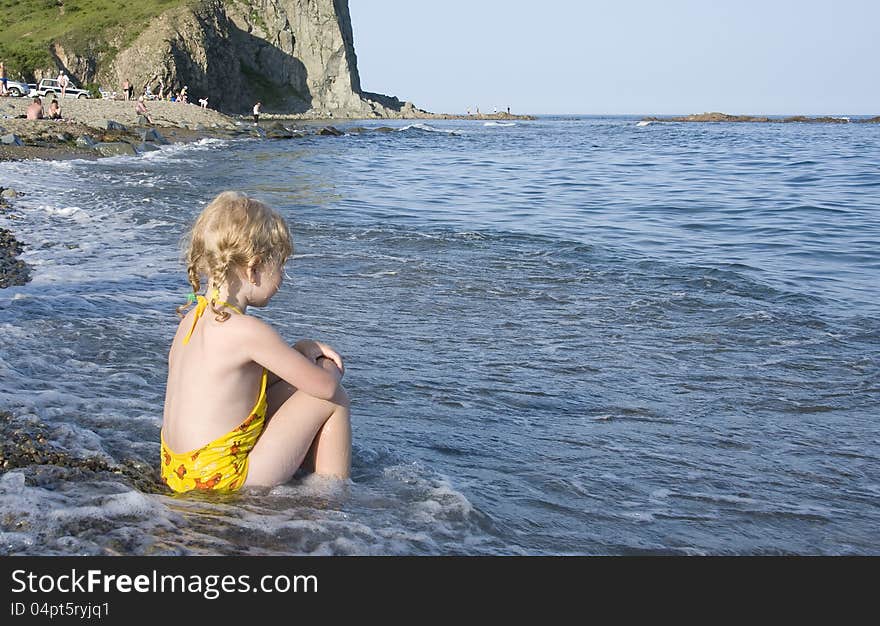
[94,142,137,156]
[317,126,343,136]
[0,412,163,494]
[0,227,31,288]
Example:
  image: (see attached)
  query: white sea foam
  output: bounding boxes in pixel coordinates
[484,122,516,127]
[397,123,462,136]
[39,205,89,219]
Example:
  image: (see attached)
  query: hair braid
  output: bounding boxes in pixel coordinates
[210,254,233,322]
[175,257,203,318]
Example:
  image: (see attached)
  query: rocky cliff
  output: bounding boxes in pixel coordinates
[55,0,418,117]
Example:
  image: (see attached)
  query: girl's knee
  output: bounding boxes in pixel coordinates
[333,384,350,409]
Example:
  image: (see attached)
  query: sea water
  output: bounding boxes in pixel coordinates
[0,117,878,555]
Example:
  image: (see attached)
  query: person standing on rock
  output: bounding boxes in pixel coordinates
[253,102,261,124]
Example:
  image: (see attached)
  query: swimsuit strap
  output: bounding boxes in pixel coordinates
[182,294,243,345]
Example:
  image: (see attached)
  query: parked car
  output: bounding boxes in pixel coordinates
[3,79,31,97]
[34,78,90,99]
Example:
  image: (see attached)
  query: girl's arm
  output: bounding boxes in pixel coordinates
[239,317,340,401]
[293,339,345,375]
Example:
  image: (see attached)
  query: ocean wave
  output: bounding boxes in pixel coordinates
[397,123,462,136]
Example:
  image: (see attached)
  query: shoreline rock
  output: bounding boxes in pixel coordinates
[0,98,536,162]
[642,111,873,124]
[0,192,31,290]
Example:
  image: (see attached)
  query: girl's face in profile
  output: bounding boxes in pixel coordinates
[248,260,285,307]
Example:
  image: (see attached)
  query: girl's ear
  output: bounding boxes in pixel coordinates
[247,261,260,285]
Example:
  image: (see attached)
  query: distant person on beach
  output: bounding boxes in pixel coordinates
[135,96,153,124]
[47,99,62,119]
[179,85,188,103]
[58,72,69,99]
[253,101,261,124]
[26,97,44,120]
[122,79,130,101]
[160,191,351,493]
[1,62,8,95]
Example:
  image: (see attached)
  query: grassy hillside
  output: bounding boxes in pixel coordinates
[0,0,186,80]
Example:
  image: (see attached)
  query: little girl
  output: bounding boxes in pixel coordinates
[160,191,351,493]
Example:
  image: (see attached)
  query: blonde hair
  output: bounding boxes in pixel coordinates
[178,191,293,320]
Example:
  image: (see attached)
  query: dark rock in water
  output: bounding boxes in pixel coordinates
[252,127,268,138]
[136,142,161,153]
[94,142,137,157]
[1,187,18,199]
[858,116,880,124]
[1,133,24,146]
[0,227,31,289]
[346,127,368,134]
[317,126,343,136]
[374,126,396,133]
[781,115,848,123]
[0,411,164,494]
[645,111,855,124]
[266,128,295,139]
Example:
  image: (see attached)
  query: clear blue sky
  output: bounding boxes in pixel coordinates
[349,0,879,115]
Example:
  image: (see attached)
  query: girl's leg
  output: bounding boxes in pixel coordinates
[245,362,350,487]
[265,377,318,472]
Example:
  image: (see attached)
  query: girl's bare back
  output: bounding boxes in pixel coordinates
[162,306,264,454]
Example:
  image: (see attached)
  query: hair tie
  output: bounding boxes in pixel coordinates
[186,292,197,305]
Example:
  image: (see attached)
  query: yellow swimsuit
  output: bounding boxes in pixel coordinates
[161,295,268,493]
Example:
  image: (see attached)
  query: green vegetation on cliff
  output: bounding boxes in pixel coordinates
[0,0,186,80]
